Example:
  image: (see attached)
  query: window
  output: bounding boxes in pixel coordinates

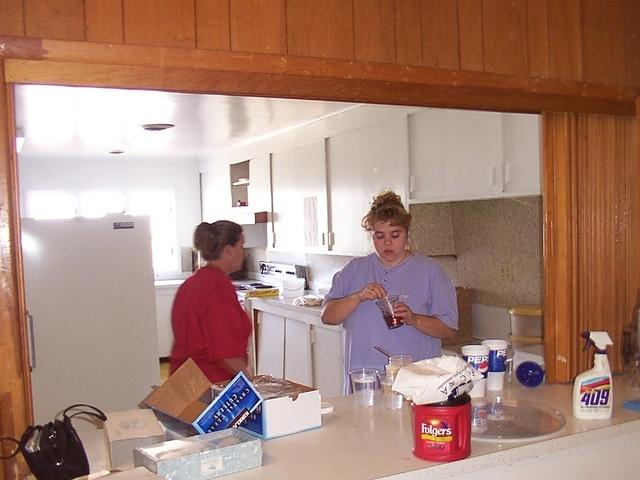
[128,190,178,275]
[27,191,76,219]
[78,191,125,218]
[25,189,179,275]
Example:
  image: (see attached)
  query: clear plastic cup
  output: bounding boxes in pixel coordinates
[379,373,403,410]
[349,368,380,407]
[385,354,414,379]
[375,295,403,329]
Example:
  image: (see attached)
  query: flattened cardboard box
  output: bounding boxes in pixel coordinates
[133,429,262,480]
[104,408,165,469]
[143,358,262,435]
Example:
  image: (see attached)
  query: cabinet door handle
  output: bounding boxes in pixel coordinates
[489,165,496,186]
[26,312,36,369]
[504,162,512,185]
[321,233,325,246]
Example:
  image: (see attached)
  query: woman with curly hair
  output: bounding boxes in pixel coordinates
[321,191,458,392]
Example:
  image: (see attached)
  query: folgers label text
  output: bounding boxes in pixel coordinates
[420,420,453,443]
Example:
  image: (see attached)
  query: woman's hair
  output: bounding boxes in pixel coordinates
[193,220,243,261]
[361,191,411,232]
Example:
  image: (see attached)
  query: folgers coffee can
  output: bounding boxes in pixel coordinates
[411,394,471,462]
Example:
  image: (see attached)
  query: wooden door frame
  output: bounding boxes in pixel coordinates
[1,36,638,479]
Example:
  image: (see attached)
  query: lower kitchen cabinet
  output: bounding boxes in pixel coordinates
[311,324,344,397]
[254,306,344,398]
[154,283,181,358]
[255,311,285,378]
[284,317,314,386]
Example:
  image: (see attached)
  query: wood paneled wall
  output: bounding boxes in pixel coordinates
[0,68,28,480]
[543,111,637,382]
[0,0,639,89]
[0,2,639,478]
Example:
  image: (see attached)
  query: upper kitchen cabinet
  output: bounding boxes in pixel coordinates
[327,114,409,255]
[270,139,328,252]
[228,153,272,224]
[500,114,541,196]
[408,109,540,203]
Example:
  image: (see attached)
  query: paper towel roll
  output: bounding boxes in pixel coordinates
[282,277,305,298]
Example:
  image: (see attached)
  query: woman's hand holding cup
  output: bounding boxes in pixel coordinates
[392,301,415,325]
[357,282,386,302]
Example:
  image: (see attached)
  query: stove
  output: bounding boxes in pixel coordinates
[233,261,307,300]
[233,280,280,299]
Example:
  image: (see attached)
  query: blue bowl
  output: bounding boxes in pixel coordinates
[515,361,545,387]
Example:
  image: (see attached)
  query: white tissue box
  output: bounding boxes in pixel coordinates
[133,429,262,480]
[104,409,165,470]
[98,467,164,480]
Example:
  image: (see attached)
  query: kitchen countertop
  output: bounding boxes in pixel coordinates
[153,278,186,288]
[81,374,640,479]
[209,374,640,479]
[246,295,341,331]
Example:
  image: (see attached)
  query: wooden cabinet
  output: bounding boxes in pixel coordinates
[253,303,343,398]
[408,109,540,203]
[270,139,328,252]
[326,114,409,254]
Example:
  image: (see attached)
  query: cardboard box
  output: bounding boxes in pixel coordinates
[133,429,262,480]
[104,409,165,470]
[143,359,262,435]
[235,376,321,439]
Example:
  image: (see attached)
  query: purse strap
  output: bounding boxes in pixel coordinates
[63,404,107,422]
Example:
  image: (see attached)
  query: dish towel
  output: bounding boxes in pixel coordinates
[293,294,323,307]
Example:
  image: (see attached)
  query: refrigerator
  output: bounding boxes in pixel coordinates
[21,215,161,425]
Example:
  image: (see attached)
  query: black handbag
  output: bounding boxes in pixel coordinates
[1,404,107,480]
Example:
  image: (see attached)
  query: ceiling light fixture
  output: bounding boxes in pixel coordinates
[141,123,175,131]
[232,178,250,186]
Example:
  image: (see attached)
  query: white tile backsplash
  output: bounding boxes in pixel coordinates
[472,303,510,340]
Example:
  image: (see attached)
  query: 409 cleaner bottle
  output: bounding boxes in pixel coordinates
[572,331,613,419]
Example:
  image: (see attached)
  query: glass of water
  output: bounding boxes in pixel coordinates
[349,368,380,407]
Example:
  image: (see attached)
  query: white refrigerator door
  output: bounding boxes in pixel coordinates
[21,215,160,425]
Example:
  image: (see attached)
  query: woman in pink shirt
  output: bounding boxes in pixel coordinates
[170,220,252,383]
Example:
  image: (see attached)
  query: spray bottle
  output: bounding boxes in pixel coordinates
[572,331,613,419]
